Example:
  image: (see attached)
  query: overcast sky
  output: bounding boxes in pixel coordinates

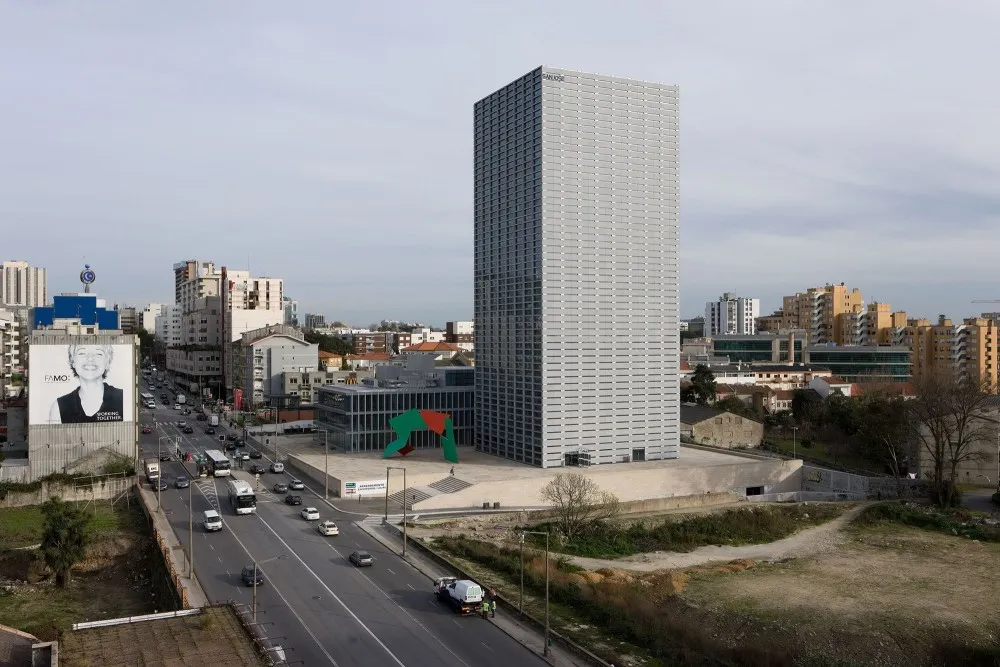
[2,1,999,325]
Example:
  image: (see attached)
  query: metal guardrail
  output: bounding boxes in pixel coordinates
[72,608,201,630]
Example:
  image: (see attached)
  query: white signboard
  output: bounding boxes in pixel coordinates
[344,479,387,497]
[29,342,135,425]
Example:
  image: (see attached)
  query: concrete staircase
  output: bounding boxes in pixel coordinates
[386,476,473,510]
[429,477,473,493]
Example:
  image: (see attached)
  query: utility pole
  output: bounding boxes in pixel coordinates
[188,477,194,577]
[522,530,551,656]
[387,466,407,557]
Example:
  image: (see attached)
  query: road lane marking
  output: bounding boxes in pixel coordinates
[407,584,415,590]
[387,568,395,574]
[254,514,406,666]
[481,642,493,652]
[317,542,470,667]
[190,479,340,666]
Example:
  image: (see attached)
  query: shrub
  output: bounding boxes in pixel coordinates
[800,438,813,449]
[855,502,1000,543]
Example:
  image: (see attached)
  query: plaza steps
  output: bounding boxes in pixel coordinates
[429,477,473,494]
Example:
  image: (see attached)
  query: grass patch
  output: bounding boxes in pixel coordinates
[853,502,1000,543]
[0,501,137,549]
[535,503,847,559]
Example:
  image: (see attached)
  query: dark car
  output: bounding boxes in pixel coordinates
[349,551,374,567]
[205,427,216,435]
[272,482,288,494]
[249,450,263,459]
[141,426,153,434]
[225,442,237,452]
[159,452,171,462]
[196,413,207,421]
[155,479,170,491]
[249,464,266,475]
[284,494,302,506]
[183,426,194,434]
[241,565,264,586]
[234,438,246,447]
[226,434,238,441]
[175,476,190,489]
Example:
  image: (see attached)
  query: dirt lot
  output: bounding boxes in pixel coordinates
[0,499,161,641]
[681,522,1000,665]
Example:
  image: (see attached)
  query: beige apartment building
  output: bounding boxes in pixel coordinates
[778,283,864,345]
[910,315,999,387]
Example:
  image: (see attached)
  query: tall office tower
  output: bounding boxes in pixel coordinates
[1,260,47,307]
[474,67,680,468]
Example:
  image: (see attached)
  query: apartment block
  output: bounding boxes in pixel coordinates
[240,324,319,408]
[115,306,137,334]
[0,308,22,397]
[445,321,474,352]
[756,311,784,333]
[705,293,759,336]
[781,283,864,344]
[836,302,908,346]
[140,303,165,333]
[910,315,999,386]
[1,260,47,308]
[353,332,394,354]
[304,313,326,330]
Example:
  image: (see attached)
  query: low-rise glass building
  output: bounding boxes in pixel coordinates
[314,357,474,453]
[804,345,911,382]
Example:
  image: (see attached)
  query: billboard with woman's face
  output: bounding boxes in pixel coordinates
[28,343,135,425]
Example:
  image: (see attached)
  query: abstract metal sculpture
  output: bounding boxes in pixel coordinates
[383,409,458,463]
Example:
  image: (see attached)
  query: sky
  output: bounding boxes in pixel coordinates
[2,1,1000,325]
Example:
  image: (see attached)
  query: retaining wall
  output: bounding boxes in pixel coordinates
[135,484,208,610]
[0,476,134,508]
[801,465,929,499]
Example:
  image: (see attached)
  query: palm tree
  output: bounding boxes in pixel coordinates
[40,497,90,587]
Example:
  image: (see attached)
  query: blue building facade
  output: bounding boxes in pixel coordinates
[32,295,120,331]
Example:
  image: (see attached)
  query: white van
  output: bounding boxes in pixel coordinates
[203,510,223,532]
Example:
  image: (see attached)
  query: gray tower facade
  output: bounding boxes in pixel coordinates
[474,66,680,468]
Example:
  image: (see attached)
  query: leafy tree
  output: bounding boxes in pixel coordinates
[135,327,155,363]
[791,388,823,423]
[855,390,911,496]
[825,390,860,435]
[302,330,353,357]
[716,395,755,418]
[40,498,91,587]
[690,365,717,405]
[908,374,994,507]
[539,473,621,539]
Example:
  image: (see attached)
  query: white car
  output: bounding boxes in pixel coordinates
[317,520,339,536]
[300,507,320,521]
[178,420,187,428]
[174,404,182,410]
[288,479,304,490]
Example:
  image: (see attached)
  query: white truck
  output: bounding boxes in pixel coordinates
[434,577,484,615]
[144,459,160,482]
[209,414,219,427]
[177,393,187,405]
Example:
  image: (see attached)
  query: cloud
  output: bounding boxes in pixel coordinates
[0,0,998,324]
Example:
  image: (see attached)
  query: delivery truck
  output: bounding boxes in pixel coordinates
[434,577,484,615]
[144,459,160,482]
[209,415,219,427]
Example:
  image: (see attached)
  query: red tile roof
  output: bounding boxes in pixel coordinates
[404,341,461,353]
[318,351,341,359]
[680,361,693,372]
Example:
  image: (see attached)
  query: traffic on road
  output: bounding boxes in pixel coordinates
[138,383,544,667]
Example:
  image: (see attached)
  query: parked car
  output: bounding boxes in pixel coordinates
[317,520,339,536]
[300,507,320,521]
[175,476,190,489]
[241,565,264,586]
[249,450,263,459]
[349,551,374,567]
[284,494,302,506]
[288,479,304,490]
[272,482,288,494]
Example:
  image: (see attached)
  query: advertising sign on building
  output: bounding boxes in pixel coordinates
[344,479,387,497]
[28,342,135,425]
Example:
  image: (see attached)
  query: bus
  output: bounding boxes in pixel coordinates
[227,479,257,515]
[140,392,156,408]
[204,450,232,477]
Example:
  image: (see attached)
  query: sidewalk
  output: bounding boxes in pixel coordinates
[355,519,600,667]
[137,483,210,609]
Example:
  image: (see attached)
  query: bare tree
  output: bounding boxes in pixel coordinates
[539,473,621,539]
[908,373,995,507]
[855,389,911,497]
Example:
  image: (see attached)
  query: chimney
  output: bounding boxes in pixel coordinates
[787,331,795,366]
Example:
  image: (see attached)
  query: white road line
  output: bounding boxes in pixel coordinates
[254,514,407,666]
[320,542,470,667]
[480,642,493,652]
[387,568,395,575]
[407,584,415,590]
[190,481,341,666]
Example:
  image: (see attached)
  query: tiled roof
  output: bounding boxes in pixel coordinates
[318,351,341,359]
[680,361,693,372]
[680,403,725,424]
[404,341,462,353]
[345,352,393,361]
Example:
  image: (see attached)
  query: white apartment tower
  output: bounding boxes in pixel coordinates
[705,293,760,337]
[474,67,680,468]
[1,260,47,308]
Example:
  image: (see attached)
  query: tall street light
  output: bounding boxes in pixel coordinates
[791,425,799,459]
[252,554,287,622]
[156,436,172,511]
[521,530,551,657]
[386,466,407,558]
[318,429,331,500]
[187,476,194,578]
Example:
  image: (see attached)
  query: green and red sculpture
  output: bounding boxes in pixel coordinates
[383,409,458,463]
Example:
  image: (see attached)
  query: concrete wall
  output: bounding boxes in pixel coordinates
[0,475,134,508]
[285,455,442,498]
[414,458,802,511]
[802,465,929,499]
[688,414,764,449]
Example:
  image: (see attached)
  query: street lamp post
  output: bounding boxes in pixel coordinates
[791,425,799,459]
[318,429,331,500]
[387,466,407,558]
[156,436,172,511]
[521,530,551,657]
[188,476,194,577]
[519,535,525,616]
[252,554,287,622]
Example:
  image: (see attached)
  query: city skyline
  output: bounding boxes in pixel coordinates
[3,2,1000,322]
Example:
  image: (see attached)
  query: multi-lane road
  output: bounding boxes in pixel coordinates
[138,389,542,667]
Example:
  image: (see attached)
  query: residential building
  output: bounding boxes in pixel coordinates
[445,320,474,352]
[474,66,680,468]
[343,352,396,370]
[679,404,764,449]
[240,324,318,408]
[781,283,864,345]
[705,293,760,336]
[751,364,833,390]
[404,341,462,362]
[910,315,999,387]
[807,376,854,399]
[1,260,46,308]
[140,303,164,333]
[0,308,22,397]
[836,301,908,347]
[154,305,182,348]
[304,313,326,330]
[318,351,343,371]
[712,331,807,364]
[803,345,911,383]
[314,355,474,453]
[682,316,705,337]
[115,306,137,334]
[353,332,394,355]
[409,328,444,346]
[756,311,784,333]
[283,297,299,327]
[280,368,373,405]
